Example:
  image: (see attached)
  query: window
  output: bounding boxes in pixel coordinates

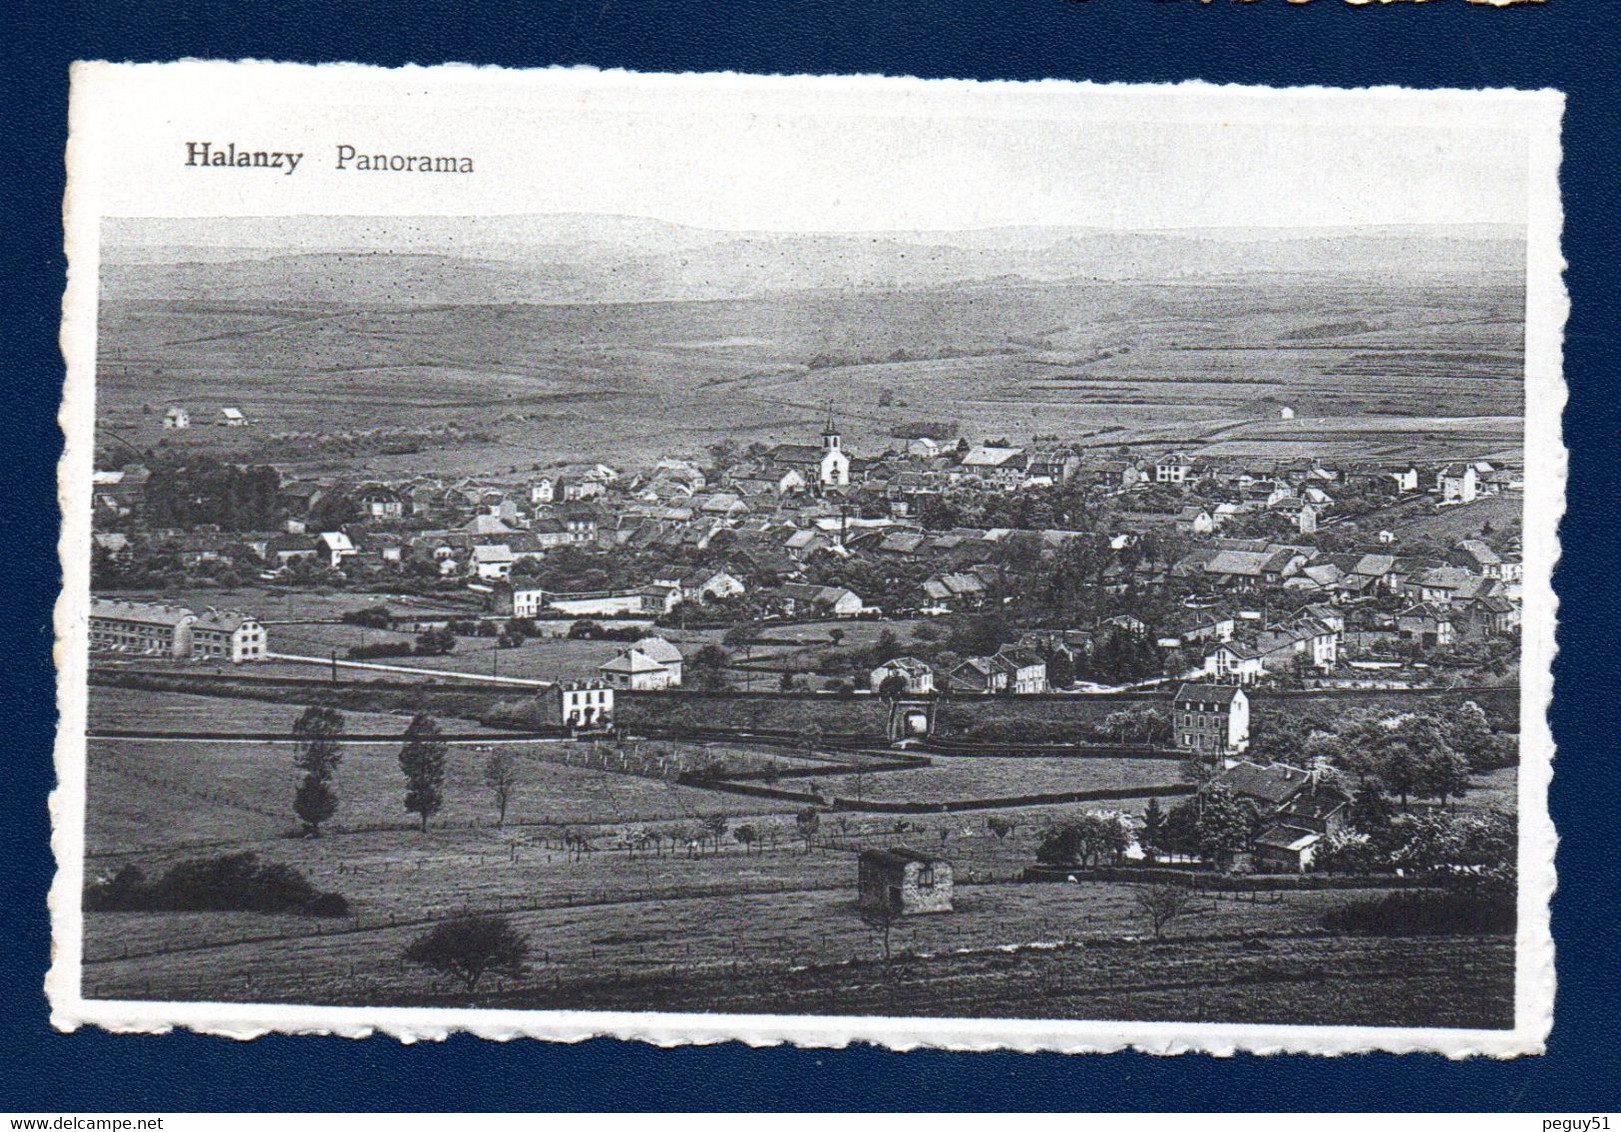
[917,865,935,889]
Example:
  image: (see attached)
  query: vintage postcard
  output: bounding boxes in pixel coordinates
[51,64,1563,1054]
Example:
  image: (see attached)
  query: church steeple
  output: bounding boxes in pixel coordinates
[821,400,841,451]
[816,400,850,489]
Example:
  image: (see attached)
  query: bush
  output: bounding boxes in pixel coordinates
[1324,889,1515,936]
[347,642,414,660]
[341,604,393,629]
[415,628,457,656]
[84,852,349,917]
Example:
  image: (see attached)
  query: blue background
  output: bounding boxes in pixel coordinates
[5,0,1617,1112]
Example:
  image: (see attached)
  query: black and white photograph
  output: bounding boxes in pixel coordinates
[52,65,1562,1053]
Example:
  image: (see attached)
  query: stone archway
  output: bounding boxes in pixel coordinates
[887,697,936,743]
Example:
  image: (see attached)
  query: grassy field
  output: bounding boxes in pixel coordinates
[87,685,484,735]
[80,859,1511,1029]
[497,931,1515,1029]
[1459,765,1518,813]
[85,734,791,854]
[832,756,1184,804]
[1375,493,1523,544]
[96,274,1522,474]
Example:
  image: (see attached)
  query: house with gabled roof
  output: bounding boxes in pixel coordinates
[599,647,678,690]
[1172,683,1250,757]
[870,656,935,695]
[1436,463,1478,504]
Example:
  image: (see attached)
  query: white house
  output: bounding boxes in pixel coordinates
[542,681,614,728]
[958,446,1027,491]
[190,610,267,663]
[1155,451,1196,484]
[470,544,515,581]
[316,531,357,569]
[870,656,935,695]
[162,406,190,430]
[1436,463,1478,504]
[219,407,248,427]
[631,636,684,685]
[681,569,746,604]
[598,648,677,690]
[1202,642,1267,684]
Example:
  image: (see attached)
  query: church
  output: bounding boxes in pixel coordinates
[766,406,852,492]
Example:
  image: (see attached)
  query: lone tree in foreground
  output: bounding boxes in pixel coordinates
[398,713,448,833]
[403,914,529,992]
[483,750,520,829]
[291,705,346,837]
[861,899,904,964]
[1132,882,1195,940]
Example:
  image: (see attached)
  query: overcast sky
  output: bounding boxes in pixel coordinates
[79,65,1548,233]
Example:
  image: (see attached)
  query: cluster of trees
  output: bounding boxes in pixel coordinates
[289,706,497,835]
[142,456,282,531]
[1312,808,1516,882]
[344,626,457,661]
[86,852,349,917]
[91,541,226,591]
[1138,789,1263,870]
[1035,810,1135,869]
[508,545,643,592]
[1255,700,1513,804]
[1137,772,1515,881]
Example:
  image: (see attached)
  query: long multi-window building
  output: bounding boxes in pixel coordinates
[89,598,266,663]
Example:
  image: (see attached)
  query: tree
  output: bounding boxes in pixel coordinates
[702,812,730,854]
[1139,797,1166,863]
[688,643,731,691]
[1046,649,1076,689]
[403,914,529,992]
[861,898,903,964]
[1159,798,1202,859]
[1446,700,1497,770]
[483,750,519,828]
[722,623,758,649]
[877,672,909,700]
[1418,745,1472,807]
[795,808,821,853]
[1036,811,1133,869]
[734,824,758,855]
[1347,785,1395,834]
[1376,740,1422,811]
[1132,882,1194,939]
[872,628,902,663]
[828,627,846,648]
[398,713,448,832]
[1195,785,1252,870]
[986,815,1018,844]
[291,706,345,837]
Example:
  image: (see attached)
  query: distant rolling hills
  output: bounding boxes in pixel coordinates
[93,216,1526,470]
[101,214,1525,306]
